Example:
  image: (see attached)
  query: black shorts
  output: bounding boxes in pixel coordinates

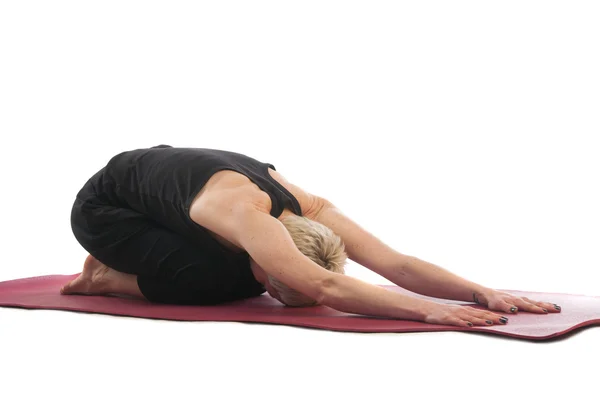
[70,168,265,305]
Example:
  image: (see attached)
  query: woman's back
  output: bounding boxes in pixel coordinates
[102,144,302,224]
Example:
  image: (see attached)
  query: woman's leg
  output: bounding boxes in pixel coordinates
[68,196,250,305]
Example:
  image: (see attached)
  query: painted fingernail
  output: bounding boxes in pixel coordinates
[510,306,518,313]
[554,304,561,311]
[486,320,493,325]
[467,322,473,327]
[499,317,508,324]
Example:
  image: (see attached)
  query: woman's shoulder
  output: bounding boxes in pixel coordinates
[190,168,320,222]
[266,168,322,219]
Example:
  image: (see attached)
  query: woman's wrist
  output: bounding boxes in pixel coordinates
[472,286,495,305]
[416,300,445,322]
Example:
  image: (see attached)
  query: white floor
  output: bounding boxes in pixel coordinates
[1,2,599,397]
[1,307,598,398]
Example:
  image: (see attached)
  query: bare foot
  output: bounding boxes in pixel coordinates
[60,254,114,296]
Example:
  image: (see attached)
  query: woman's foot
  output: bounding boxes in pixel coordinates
[60,254,145,301]
[60,254,116,295]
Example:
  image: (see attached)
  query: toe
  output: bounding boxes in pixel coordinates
[60,281,74,294]
[60,276,84,295]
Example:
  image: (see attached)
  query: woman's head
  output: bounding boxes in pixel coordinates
[267,214,347,307]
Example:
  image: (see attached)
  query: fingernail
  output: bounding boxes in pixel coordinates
[543,308,548,313]
[510,306,517,313]
[499,317,508,324]
[554,304,561,311]
[467,322,473,327]
[486,320,493,325]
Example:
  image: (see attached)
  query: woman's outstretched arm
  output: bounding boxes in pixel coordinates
[193,188,517,325]
[311,198,559,314]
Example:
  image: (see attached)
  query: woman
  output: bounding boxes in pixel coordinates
[64,144,561,327]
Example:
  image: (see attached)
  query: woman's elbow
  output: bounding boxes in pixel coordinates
[315,275,337,305]
[268,273,335,307]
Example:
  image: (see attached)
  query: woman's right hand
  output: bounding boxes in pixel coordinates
[424,303,509,327]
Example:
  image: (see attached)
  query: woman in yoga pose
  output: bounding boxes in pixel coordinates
[64,144,561,327]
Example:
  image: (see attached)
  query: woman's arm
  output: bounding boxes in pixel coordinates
[195,193,439,320]
[194,191,513,325]
[311,198,493,302]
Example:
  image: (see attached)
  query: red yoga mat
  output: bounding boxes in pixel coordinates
[1,274,598,341]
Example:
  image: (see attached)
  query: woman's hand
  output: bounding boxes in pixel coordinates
[424,303,509,327]
[474,289,561,314]
[423,288,563,328]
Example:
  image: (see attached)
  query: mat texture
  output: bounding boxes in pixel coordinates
[1,274,598,340]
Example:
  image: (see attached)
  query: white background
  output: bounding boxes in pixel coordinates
[1,1,598,397]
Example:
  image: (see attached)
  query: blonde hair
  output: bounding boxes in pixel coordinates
[268,214,347,307]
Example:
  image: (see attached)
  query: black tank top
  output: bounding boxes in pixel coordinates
[102,144,302,224]
[82,144,303,300]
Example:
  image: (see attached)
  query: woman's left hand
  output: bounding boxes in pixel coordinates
[474,289,561,314]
